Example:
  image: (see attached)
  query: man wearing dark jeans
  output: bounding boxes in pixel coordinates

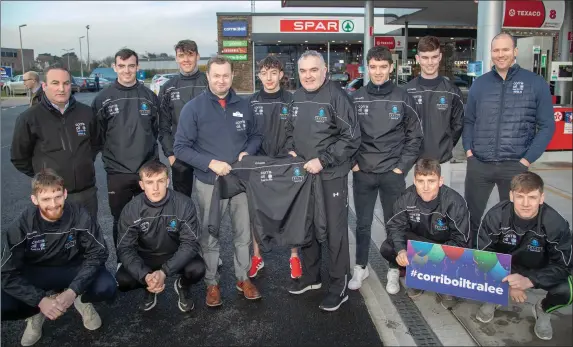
[381,159,470,308]
[1,169,115,346]
[92,49,159,246]
[349,46,423,291]
[285,51,361,312]
[463,32,554,247]
[158,40,208,196]
[116,161,205,312]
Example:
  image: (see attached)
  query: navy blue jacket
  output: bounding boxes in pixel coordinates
[173,88,263,185]
[462,64,554,163]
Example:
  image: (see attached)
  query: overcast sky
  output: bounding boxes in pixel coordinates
[1,1,396,61]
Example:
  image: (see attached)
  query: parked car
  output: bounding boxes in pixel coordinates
[345,77,364,94]
[0,75,11,91]
[97,77,112,89]
[75,77,97,92]
[89,67,117,81]
[3,75,27,95]
[70,78,81,94]
[150,73,177,95]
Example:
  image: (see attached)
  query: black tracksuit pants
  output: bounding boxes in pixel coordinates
[107,173,143,247]
[300,174,350,297]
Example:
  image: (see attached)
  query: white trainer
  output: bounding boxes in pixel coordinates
[386,268,400,294]
[74,295,102,330]
[348,265,369,290]
[21,313,45,346]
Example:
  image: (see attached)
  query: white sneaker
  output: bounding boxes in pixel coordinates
[21,313,45,346]
[386,268,400,294]
[348,265,369,290]
[74,295,102,330]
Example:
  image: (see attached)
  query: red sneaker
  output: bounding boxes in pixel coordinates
[290,256,302,279]
[248,256,264,278]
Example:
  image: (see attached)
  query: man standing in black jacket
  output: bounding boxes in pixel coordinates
[349,46,423,291]
[381,159,469,307]
[1,169,116,346]
[285,50,361,312]
[11,66,101,218]
[476,172,572,341]
[405,36,464,186]
[158,40,208,197]
[116,161,205,313]
[92,49,160,247]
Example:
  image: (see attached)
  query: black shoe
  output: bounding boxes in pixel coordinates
[139,290,157,311]
[174,278,194,312]
[319,293,349,312]
[288,278,322,295]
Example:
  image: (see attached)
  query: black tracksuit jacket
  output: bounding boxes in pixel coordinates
[477,201,572,289]
[207,155,326,252]
[250,88,293,157]
[92,80,159,174]
[352,81,423,174]
[284,80,361,180]
[116,190,200,283]
[1,203,108,307]
[386,185,471,253]
[404,76,464,163]
[11,94,100,193]
[158,71,208,157]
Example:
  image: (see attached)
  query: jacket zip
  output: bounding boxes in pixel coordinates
[60,117,67,151]
[495,78,506,159]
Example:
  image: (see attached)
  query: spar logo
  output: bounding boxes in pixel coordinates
[280,19,355,33]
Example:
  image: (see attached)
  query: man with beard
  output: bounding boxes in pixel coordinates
[174,56,263,307]
[247,55,302,280]
[11,65,100,219]
[92,49,160,247]
[405,36,464,186]
[285,50,361,312]
[476,172,572,341]
[158,40,208,197]
[1,169,115,346]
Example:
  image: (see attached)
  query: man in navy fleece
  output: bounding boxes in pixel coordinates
[463,32,555,247]
[173,55,263,308]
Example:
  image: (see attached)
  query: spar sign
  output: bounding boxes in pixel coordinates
[502,0,565,30]
[280,19,356,33]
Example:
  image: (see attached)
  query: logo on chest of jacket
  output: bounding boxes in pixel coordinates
[292,106,299,118]
[437,96,448,111]
[29,235,46,251]
[170,91,180,101]
[434,217,448,231]
[512,81,524,94]
[292,166,304,183]
[167,218,177,232]
[140,102,151,116]
[254,105,264,117]
[107,104,120,116]
[233,111,244,118]
[527,238,542,252]
[413,95,423,105]
[389,105,401,120]
[64,234,76,249]
[502,232,518,246]
[235,119,246,132]
[140,221,150,232]
[261,170,273,182]
[280,106,289,120]
[75,122,87,136]
[315,107,327,123]
[357,104,369,116]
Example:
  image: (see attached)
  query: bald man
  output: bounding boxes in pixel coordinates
[23,71,42,106]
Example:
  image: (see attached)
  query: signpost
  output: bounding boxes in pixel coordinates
[223,40,248,47]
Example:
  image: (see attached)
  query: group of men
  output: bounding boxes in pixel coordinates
[1,31,571,346]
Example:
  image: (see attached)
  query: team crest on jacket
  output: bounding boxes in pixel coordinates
[315,107,327,123]
[413,94,423,105]
[512,81,524,94]
[389,105,401,120]
[64,234,76,249]
[434,217,448,231]
[292,166,304,183]
[254,105,264,116]
[107,103,120,116]
[357,104,369,116]
[167,218,177,232]
[502,233,517,246]
[261,170,273,182]
[139,102,151,116]
[437,96,448,111]
[75,122,87,136]
[235,120,246,131]
[280,106,289,120]
[30,235,46,251]
[170,91,181,101]
[527,238,542,252]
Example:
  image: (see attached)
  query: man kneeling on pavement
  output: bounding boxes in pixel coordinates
[116,160,206,312]
[476,171,572,341]
[381,158,470,307]
[1,169,116,347]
